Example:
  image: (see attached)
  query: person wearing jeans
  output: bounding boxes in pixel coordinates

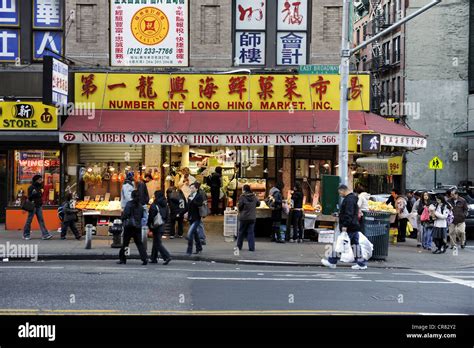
[237,184,260,251]
[23,175,52,240]
[417,191,434,250]
[185,182,204,255]
[148,191,171,265]
[321,184,367,270]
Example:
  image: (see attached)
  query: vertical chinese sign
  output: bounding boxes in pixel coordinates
[0,0,20,63]
[32,0,64,61]
[234,0,266,66]
[110,0,189,67]
[276,0,308,65]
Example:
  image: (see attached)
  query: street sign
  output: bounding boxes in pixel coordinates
[361,133,381,153]
[298,64,339,75]
[429,156,443,170]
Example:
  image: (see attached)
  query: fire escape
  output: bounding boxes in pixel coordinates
[367,0,392,114]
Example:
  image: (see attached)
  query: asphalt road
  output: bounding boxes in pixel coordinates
[0,260,472,315]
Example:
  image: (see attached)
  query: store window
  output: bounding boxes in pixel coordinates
[12,150,61,206]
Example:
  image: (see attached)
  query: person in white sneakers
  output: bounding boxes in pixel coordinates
[321,184,368,270]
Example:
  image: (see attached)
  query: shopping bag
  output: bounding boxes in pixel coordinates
[406,221,414,236]
[340,245,355,263]
[358,232,374,260]
[334,232,351,254]
[420,206,430,222]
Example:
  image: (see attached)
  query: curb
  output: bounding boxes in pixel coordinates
[21,253,412,269]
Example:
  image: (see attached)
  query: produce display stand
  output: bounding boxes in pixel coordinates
[78,209,122,236]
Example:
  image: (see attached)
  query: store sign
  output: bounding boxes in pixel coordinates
[43,56,68,107]
[0,28,19,62]
[33,0,63,29]
[235,31,265,65]
[381,134,426,149]
[32,31,63,61]
[110,0,188,66]
[277,31,307,65]
[388,156,403,175]
[277,0,307,30]
[0,0,19,26]
[60,132,340,146]
[0,101,58,130]
[361,133,381,153]
[235,0,266,30]
[74,73,370,111]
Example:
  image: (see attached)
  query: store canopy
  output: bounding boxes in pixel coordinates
[60,110,426,148]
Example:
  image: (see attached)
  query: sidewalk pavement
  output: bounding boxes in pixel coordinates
[0,227,473,270]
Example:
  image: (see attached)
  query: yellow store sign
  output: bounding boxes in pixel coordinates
[388,156,403,175]
[0,102,58,130]
[75,73,370,111]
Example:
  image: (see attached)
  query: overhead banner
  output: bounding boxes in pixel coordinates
[110,0,188,66]
[0,102,58,130]
[74,73,370,111]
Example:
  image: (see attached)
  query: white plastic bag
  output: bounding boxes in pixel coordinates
[358,232,374,261]
[334,232,350,253]
[340,244,355,263]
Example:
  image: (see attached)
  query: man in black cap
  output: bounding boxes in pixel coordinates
[321,184,367,270]
[23,175,53,240]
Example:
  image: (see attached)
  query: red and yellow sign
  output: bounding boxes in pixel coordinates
[75,73,370,111]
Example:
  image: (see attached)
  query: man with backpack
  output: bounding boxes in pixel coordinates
[59,193,81,240]
[166,186,187,239]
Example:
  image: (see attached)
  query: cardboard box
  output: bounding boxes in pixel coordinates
[318,230,335,244]
[96,225,110,236]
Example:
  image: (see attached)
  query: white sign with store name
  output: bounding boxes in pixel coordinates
[59,132,427,148]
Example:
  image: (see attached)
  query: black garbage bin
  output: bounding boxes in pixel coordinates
[361,211,390,260]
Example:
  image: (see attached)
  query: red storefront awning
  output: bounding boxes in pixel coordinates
[60,110,426,148]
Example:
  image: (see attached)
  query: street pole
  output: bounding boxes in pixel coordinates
[338,0,441,187]
[338,0,351,186]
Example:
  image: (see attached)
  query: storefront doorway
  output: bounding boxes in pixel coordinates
[0,152,7,223]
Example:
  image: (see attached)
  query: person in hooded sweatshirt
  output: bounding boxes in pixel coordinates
[118,190,148,265]
[267,182,284,243]
[121,171,135,210]
[237,184,260,251]
[23,175,53,240]
[208,166,223,215]
[290,183,304,243]
[148,190,172,265]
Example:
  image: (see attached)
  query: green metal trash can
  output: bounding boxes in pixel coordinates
[361,211,391,260]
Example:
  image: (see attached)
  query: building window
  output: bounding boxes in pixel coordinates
[12,150,61,206]
[382,42,390,64]
[397,76,401,102]
[76,4,97,43]
[393,36,400,62]
[201,5,221,44]
[356,29,360,45]
[387,1,391,25]
[362,22,367,39]
[392,78,396,102]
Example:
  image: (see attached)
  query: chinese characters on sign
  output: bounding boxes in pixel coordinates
[75,73,371,111]
[235,0,266,30]
[234,0,266,66]
[235,31,265,65]
[277,0,307,30]
[277,32,306,65]
[32,0,64,61]
[0,0,19,26]
[110,1,188,66]
[0,102,58,130]
[0,28,19,62]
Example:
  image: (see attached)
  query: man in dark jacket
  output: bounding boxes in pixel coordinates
[237,184,260,251]
[448,190,468,249]
[207,166,223,215]
[147,190,171,265]
[23,175,52,240]
[267,182,284,243]
[118,190,148,265]
[322,184,367,270]
[60,192,81,240]
[290,183,304,243]
[185,182,204,255]
[137,174,151,206]
[166,186,187,239]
